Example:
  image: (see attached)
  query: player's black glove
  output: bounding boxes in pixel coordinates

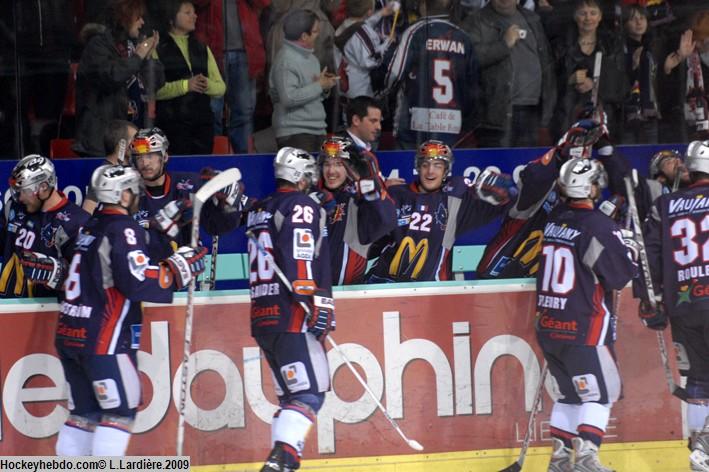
[474,169,516,206]
[307,288,335,341]
[200,167,244,209]
[20,251,67,290]
[638,297,668,330]
[348,151,386,201]
[555,119,604,163]
[309,188,337,216]
[151,199,192,238]
[165,245,208,289]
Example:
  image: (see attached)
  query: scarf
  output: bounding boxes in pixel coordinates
[117,40,147,126]
[685,51,709,134]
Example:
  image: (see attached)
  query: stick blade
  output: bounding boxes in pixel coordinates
[408,440,424,451]
[194,167,242,203]
[498,462,522,472]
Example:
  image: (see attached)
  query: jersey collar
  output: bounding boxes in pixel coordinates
[43,192,69,213]
[145,173,172,199]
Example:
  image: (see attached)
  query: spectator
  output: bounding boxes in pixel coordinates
[155,0,226,156]
[82,120,138,214]
[622,4,661,144]
[463,0,556,148]
[552,0,626,143]
[382,0,479,149]
[73,0,165,157]
[334,0,396,101]
[269,10,338,152]
[661,12,709,141]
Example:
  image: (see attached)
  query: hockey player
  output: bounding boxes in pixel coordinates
[642,140,709,471]
[247,147,335,472]
[381,0,478,148]
[0,155,89,298]
[54,165,207,456]
[129,127,241,261]
[317,136,396,284]
[536,158,637,472]
[366,139,557,282]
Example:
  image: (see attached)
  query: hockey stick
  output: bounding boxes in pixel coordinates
[117,138,127,166]
[200,235,219,291]
[498,362,548,472]
[623,175,689,402]
[245,230,425,451]
[590,51,602,109]
[176,168,242,456]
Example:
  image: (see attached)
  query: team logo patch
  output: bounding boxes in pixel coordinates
[130,324,142,349]
[572,374,600,401]
[329,203,346,224]
[280,362,311,393]
[293,228,315,261]
[93,378,121,409]
[41,224,57,248]
[55,211,71,222]
[127,250,149,281]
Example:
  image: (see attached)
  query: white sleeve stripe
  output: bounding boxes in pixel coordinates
[108,299,130,355]
[385,21,425,89]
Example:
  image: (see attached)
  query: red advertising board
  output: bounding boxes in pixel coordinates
[0,283,684,466]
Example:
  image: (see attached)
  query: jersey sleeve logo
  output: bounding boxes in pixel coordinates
[293,228,315,261]
[127,250,149,281]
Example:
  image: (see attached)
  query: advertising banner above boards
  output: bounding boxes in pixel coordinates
[0,145,683,256]
[0,281,687,470]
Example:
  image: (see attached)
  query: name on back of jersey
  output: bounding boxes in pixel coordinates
[251,282,280,299]
[543,222,581,242]
[668,195,709,215]
[425,39,465,54]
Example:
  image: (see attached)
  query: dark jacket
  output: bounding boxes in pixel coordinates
[552,28,626,137]
[74,25,165,157]
[463,5,556,130]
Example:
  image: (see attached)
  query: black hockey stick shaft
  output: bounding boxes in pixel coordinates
[623,176,689,401]
[499,363,548,472]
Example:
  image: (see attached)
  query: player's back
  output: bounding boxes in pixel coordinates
[652,183,709,316]
[536,203,634,345]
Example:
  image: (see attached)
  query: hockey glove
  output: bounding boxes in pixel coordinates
[638,297,668,330]
[201,167,244,209]
[151,199,192,238]
[309,189,337,216]
[20,251,67,290]
[620,229,641,262]
[556,119,604,163]
[598,194,625,221]
[307,289,335,341]
[165,245,208,290]
[474,169,516,206]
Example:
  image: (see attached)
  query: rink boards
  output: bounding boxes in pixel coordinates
[0,281,690,471]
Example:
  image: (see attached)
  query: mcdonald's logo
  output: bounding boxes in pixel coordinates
[389,237,429,280]
[512,229,543,275]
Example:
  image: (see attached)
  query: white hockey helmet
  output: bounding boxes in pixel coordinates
[558,158,607,199]
[274,147,319,186]
[130,127,169,160]
[649,149,682,179]
[685,140,709,174]
[415,140,454,172]
[91,165,142,204]
[9,154,57,200]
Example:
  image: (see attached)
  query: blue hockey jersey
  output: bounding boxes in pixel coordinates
[57,210,175,355]
[0,194,89,298]
[535,202,636,346]
[246,189,332,336]
[383,14,478,146]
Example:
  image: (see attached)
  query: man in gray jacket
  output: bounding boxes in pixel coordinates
[463,0,556,148]
[269,9,339,152]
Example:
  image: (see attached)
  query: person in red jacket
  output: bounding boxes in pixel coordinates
[193,0,270,153]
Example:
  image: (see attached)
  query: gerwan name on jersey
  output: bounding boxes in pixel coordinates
[425,38,465,54]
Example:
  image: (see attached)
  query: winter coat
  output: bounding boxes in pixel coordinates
[463,5,556,130]
[73,25,165,157]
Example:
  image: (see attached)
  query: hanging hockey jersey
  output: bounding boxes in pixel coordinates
[247,189,333,336]
[535,202,636,346]
[57,210,175,355]
[383,14,478,146]
[135,171,239,260]
[644,181,709,317]
[325,182,397,285]
[0,194,89,298]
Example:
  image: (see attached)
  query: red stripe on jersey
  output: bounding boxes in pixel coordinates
[297,259,308,280]
[550,426,576,440]
[288,302,307,332]
[578,424,605,437]
[343,250,366,285]
[438,248,451,281]
[96,287,126,354]
[586,284,606,345]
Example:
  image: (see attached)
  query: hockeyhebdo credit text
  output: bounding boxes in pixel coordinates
[0,457,190,472]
